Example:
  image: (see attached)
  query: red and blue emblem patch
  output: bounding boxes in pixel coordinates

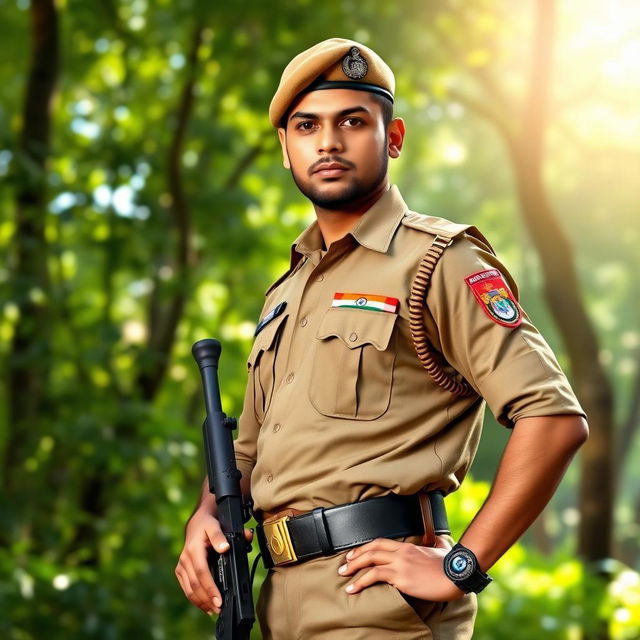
[464,269,522,328]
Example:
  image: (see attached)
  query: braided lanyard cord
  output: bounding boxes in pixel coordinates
[408,235,476,398]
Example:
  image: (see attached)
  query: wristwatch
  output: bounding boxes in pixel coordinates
[443,543,492,594]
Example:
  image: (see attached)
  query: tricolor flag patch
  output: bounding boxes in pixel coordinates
[464,269,522,328]
[332,292,399,313]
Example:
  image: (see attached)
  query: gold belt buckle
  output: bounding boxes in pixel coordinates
[263,515,298,566]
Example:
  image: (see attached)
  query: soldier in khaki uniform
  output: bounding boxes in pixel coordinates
[176,38,588,639]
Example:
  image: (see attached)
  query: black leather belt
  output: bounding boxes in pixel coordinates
[256,492,449,569]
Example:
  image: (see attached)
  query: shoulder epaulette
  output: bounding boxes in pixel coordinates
[401,211,472,240]
[401,211,494,254]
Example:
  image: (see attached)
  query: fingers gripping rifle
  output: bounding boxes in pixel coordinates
[192,339,255,640]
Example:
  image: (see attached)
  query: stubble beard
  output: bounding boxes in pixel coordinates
[289,152,388,210]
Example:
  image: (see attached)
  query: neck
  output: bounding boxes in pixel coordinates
[315,179,389,250]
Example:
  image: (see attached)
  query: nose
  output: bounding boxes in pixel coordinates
[317,124,343,154]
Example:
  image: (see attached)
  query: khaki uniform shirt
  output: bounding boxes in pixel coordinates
[234,185,585,516]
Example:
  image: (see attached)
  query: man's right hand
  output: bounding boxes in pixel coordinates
[175,509,254,616]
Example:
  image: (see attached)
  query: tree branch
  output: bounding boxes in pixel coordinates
[137,23,203,401]
[430,14,515,116]
[444,86,517,147]
[223,130,271,191]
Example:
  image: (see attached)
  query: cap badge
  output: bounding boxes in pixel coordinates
[341,46,368,80]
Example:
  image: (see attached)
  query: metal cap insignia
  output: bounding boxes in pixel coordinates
[341,46,368,79]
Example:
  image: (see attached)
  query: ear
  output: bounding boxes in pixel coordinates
[387,117,406,159]
[277,127,291,169]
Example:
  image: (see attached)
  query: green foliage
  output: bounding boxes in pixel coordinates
[447,479,640,640]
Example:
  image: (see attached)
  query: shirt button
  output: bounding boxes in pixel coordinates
[273,423,281,433]
[300,317,308,327]
[316,274,324,282]
[349,332,358,342]
[286,372,295,383]
[267,474,273,483]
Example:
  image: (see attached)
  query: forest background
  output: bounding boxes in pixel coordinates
[1,0,639,638]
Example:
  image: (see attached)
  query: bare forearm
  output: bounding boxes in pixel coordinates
[192,467,253,518]
[340,416,587,602]
[459,414,588,571]
[194,475,217,516]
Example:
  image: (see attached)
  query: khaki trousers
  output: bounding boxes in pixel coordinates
[256,534,477,639]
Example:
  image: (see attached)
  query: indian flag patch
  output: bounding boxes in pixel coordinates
[332,292,399,313]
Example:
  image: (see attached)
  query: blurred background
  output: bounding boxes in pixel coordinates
[0,0,638,638]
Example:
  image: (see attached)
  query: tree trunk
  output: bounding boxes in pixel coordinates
[512,0,615,570]
[507,2,614,638]
[508,139,615,558]
[439,2,616,637]
[3,0,59,499]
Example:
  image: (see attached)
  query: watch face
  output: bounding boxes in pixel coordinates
[452,556,468,573]
[446,548,475,580]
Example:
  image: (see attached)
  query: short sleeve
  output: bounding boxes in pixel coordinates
[423,232,586,428]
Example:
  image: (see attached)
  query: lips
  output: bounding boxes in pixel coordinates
[312,162,350,176]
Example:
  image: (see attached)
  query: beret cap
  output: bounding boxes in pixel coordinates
[269,38,395,128]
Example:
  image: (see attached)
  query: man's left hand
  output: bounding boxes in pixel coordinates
[338,537,465,602]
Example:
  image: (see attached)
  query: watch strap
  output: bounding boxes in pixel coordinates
[443,543,492,594]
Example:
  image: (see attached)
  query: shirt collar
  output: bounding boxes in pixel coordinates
[290,184,408,267]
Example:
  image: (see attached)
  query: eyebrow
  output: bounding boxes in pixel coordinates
[289,106,372,122]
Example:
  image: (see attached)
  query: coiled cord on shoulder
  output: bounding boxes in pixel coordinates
[408,235,476,397]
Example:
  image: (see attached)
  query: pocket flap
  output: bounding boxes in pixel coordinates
[316,307,397,350]
[248,311,289,367]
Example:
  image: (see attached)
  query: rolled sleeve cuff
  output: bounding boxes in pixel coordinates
[479,349,587,428]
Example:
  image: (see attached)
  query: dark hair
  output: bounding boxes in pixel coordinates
[371,93,394,129]
[280,91,394,130]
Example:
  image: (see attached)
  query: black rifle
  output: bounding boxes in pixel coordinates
[192,339,255,640]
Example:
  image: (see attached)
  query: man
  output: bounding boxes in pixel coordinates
[176,38,588,639]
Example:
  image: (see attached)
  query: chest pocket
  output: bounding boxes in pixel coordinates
[309,307,398,420]
[247,311,289,424]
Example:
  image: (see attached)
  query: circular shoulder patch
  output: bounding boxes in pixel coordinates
[341,46,368,79]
